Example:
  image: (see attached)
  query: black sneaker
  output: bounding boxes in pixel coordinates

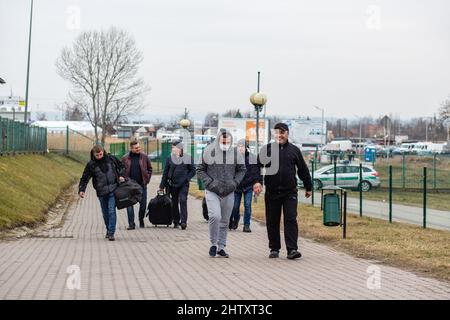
[243,225,251,233]
[232,221,239,230]
[209,245,217,257]
[105,233,109,239]
[180,223,187,230]
[228,220,233,230]
[127,225,135,230]
[173,223,180,229]
[217,249,229,258]
[287,250,302,260]
[108,234,115,241]
[269,250,279,259]
[139,221,145,228]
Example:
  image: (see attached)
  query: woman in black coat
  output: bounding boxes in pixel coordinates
[159,141,196,230]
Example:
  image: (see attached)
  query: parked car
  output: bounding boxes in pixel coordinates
[298,164,381,191]
[148,150,161,161]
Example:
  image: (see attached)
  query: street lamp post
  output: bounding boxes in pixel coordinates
[250,72,267,154]
[314,105,325,145]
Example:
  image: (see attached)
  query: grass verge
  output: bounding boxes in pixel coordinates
[0,153,84,231]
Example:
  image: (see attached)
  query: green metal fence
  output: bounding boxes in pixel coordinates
[303,150,450,191]
[47,126,95,163]
[0,116,47,154]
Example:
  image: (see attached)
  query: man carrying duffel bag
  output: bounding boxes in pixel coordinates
[78,145,125,241]
[122,140,153,229]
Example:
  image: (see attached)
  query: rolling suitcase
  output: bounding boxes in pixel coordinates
[146,191,173,227]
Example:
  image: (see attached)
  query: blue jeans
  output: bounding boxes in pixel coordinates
[231,188,253,226]
[98,192,117,235]
[126,185,147,226]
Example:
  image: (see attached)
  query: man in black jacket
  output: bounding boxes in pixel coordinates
[79,145,125,241]
[254,123,312,259]
[229,139,262,232]
[159,141,196,230]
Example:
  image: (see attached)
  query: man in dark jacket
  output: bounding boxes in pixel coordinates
[79,145,125,241]
[159,141,196,230]
[254,122,312,259]
[122,140,153,229]
[229,139,262,232]
[197,129,246,258]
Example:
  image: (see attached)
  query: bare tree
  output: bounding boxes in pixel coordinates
[36,112,47,121]
[56,102,86,121]
[56,27,148,144]
[204,112,219,128]
[438,95,450,122]
[222,109,243,118]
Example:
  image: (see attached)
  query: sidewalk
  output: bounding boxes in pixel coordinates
[0,177,449,299]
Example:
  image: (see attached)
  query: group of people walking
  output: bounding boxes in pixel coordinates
[78,122,312,260]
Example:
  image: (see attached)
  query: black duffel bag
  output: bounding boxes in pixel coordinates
[146,191,173,226]
[114,179,143,209]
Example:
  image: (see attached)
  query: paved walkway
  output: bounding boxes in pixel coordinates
[0,177,449,300]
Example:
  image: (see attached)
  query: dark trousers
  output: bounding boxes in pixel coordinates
[264,190,299,252]
[126,185,147,226]
[169,184,189,224]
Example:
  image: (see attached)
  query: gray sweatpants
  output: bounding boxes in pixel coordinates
[205,190,235,250]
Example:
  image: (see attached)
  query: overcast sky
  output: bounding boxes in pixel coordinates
[1,0,449,121]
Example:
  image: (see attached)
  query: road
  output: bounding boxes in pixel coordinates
[298,191,450,231]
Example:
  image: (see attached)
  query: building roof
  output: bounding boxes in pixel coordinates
[31,121,102,132]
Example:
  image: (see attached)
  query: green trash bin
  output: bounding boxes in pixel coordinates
[323,193,341,226]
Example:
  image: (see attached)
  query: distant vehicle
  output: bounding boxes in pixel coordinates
[299,143,322,153]
[416,142,446,155]
[148,151,161,161]
[397,142,416,154]
[323,140,353,152]
[301,164,381,192]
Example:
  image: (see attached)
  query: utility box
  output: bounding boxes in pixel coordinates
[364,146,376,163]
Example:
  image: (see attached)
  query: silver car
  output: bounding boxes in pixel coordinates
[310,164,381,191]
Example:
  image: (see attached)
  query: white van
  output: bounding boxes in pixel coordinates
[323,140,353,152]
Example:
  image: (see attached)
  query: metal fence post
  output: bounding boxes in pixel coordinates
[389,165,392,223]
[359,163,363,217]
[433,153,437,190]
[311,160,315,206]
[402,154,406,189]
[334,160,337,186]
[423,167,427,229]
[65,125,69,155]
[157,139,160,173]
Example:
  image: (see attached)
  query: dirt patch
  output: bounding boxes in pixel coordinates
[0,183,78,241]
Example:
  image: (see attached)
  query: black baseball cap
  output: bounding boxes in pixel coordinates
[274,122,289,132]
